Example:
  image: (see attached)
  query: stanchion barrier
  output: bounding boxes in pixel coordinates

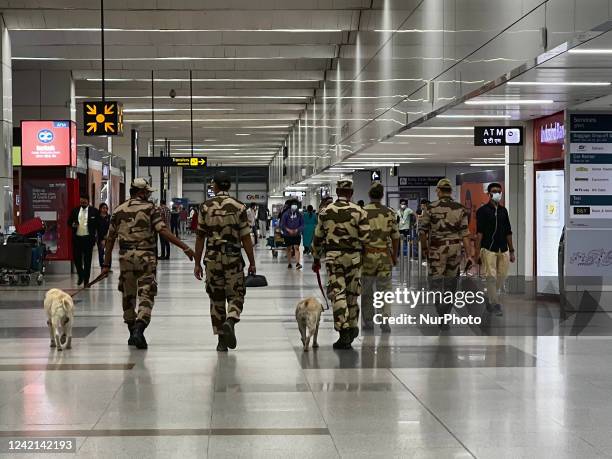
[399,236,405,285]
[407,238,413,288]
[417,240,423,285]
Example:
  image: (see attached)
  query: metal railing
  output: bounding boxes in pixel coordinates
[397,228,426,287]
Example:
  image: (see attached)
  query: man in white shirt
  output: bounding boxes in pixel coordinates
[246,203,258,243]
[68,195,99,286]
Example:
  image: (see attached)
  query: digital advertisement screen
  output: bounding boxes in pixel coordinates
[21,120,76,167]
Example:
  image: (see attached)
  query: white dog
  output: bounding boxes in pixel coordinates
[44,288,74,351]
[295,297,322,351]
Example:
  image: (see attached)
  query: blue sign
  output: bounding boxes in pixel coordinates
[37,129,54,143]
[53,121,69,128]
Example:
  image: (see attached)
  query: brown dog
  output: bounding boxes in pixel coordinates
[295,297,322,351]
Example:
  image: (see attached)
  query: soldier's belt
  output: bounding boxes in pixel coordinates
[430,238,462,247]
[206,243,241,254]
[365,247,389,254]
[324,247,361,253]
[119,243,155,252]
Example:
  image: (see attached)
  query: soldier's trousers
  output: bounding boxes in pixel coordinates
[118,250,158,326]
[428,243,462,315]
[362,252,393,322]
[325,252,362,331]
[204,252,245,335]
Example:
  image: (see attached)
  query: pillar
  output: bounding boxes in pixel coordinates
[0,21,12,234]
[505,144,526,292]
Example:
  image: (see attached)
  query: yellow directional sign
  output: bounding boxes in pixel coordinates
[83,101,124,136]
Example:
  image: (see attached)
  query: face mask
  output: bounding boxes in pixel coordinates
[400,204,406,209]
[291,205,298,212]
[80,204,87,209]
[491,192,502,203]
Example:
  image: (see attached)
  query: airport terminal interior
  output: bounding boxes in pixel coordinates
[2,1,612,458]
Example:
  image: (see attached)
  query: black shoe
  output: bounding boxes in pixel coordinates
[132,321,148,349]
[216,335,228,352]
[127,322,136,346]
[349,327,359,341]
[77,277,83,286]
[333,330,353,350]
[222,319,237,349]
[380,323,392,333]
[287,264,292,269]
[296,263,303,270]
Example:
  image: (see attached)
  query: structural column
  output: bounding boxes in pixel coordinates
[0,19,12,234]
[505,144,526,292]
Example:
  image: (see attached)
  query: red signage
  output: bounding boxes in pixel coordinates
[534,112,565,162]
[21,120,77,167]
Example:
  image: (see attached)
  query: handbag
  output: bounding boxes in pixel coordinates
[245,274,268,288]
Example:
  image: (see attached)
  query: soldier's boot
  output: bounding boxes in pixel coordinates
[126,321,136,346]
[132,320,148,350]
[349,327,359,341]
[333,329,353,350]
[222,318,237,349]
[216,335,228,352]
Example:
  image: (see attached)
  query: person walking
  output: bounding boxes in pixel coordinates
[193,171,256,352]
[312,180,369,349]
[190,206,199,234]
[158,200,171,260]
[102,178,195,349]
[68,195,99,286]
[179,206,188,235]
[246,203,259,244]
[418,178,475,330]
[97,203,111,269]
[257,204,269,244]
[361,183,400,333]
[397,199,414,238]
[475,182,515,316]
[170,206,180,238]
[280,201,304,269]
[302,205,317,255]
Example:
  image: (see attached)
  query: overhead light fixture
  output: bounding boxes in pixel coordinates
[77,95,309,100]
[396,134,473,138]
[438,114,512,119]
[507,81,610,86]
[412,126,474,130]
[14,56,304,61]
[123,108,234,113]
[567,48,612,54]
[469,163,505,167]
[10,27,343,33]
[465,99,554,105]
[85,77,320,83]
[235,133,251,136]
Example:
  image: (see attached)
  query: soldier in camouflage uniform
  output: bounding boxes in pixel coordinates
[312,180,369,349]
[418,178,474,330]
[102,178,195,349]
[361,182,400,333]
[194,171,256,352]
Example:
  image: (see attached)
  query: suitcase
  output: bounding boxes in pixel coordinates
[16,217,44,236]
[0,243,33,270]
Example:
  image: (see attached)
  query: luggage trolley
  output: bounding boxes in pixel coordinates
[0,218,46,286]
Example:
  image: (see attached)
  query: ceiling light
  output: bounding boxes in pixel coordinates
[78,95,308,100]
[412,126,474,130]
[204,139,217,142]
[123,108,234,113]
[507,81,610,86]
[10,27,342,33]
[396,134,473,138]
[438,114,512,119]
[235,133,251,136]
[85,78,319,83]
[14,56,305,61]
[465,99,554,105]
[469,163,505,167]
[567,49,612,54]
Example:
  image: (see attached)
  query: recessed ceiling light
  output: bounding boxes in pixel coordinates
[10,27,343,33]
[235,133,251,136]
[123,108,233,113]
[507,81,610,86]
[438,114,512,119]
[465,99,554,105]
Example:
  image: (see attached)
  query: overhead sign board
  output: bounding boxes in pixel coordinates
[21,120,77,167]
[138,156,207,168]
[474,126,523,146]
[370,170,381,181]
[399,176,444,187]
[83,101,124,136]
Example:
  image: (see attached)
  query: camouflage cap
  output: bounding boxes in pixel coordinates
[212,171,232,188]
[336,179,353,190]
[369,182,384,194]
[436,178,453,189]
[131,177,155,192]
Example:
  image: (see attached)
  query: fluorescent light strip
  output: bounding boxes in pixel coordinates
[438,114,512,119]
[85,78,320,82]
[123,108,234,113]
[470,163,505,167]
[126,118,293,123]
[412,126,474,130]
[465,99,554,105]
[507,81,610,86]
[567,49,612,54]
[11,28,342,33]
[235,133,251,136]
[396,134,473,138]
[78,95,308,100]
[14,56,306,61]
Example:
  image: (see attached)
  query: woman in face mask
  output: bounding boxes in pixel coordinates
[302,205,317,255]
[280,200,304,269]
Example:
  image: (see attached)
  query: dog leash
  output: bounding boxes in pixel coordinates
[68,272,108,298]
[314,268,330,311]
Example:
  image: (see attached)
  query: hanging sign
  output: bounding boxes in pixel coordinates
[83,101,124,136]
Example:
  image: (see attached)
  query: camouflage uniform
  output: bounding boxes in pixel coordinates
[362,201,400,323]
[418,187,469,315]
[198,191,251,335]
[312,185,369,332]
[106,197,165,325]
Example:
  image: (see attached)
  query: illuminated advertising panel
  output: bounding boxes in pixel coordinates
[21,120,76,167]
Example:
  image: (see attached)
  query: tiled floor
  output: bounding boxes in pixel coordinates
[1,239,612,458]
